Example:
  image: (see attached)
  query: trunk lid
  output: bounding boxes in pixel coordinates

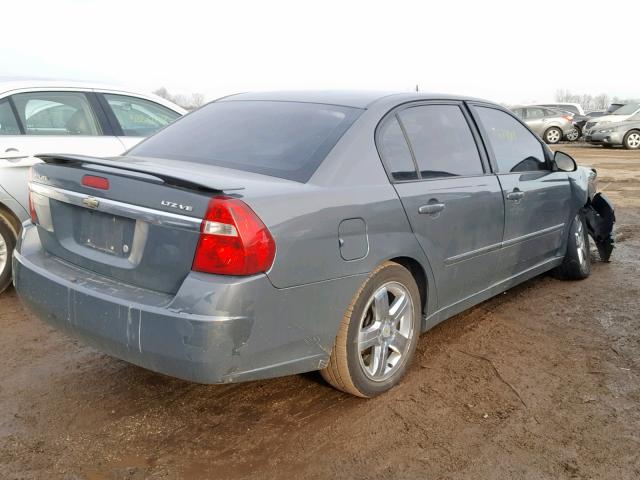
[29,155,256,294]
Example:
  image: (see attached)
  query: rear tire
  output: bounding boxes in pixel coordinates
[565,128,579,142]
[554,212,590,280]
[0,217,16,293]
[321,261,421,397]
[623,130,640,150]
[544,127,562,144]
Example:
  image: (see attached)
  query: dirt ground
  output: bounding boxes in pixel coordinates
[1,144,639,480]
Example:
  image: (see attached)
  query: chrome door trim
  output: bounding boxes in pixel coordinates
[501,223,565,248]
[444,223,565,265]
[29,182,202,232]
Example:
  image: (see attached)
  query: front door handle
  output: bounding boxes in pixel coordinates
[418,203,445,215]
[506,190,525,201]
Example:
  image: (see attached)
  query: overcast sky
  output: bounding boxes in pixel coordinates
[2,0,637,105]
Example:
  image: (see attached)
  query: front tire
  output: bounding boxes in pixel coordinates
[544,127,562,144]
[321,261,421,397]
[0,217,17,293]
[554,212,590,280]
[623,130,640,150]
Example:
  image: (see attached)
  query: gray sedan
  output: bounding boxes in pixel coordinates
[511,106,575,144]
[586,112,640,149]
[14,91,615,397]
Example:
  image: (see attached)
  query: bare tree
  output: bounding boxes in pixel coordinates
[152,87,206,110]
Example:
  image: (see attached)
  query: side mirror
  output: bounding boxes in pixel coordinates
[553,151,577,172]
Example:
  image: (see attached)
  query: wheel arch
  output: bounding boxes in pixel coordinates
[389,256,428,317]
[0,201,22,238]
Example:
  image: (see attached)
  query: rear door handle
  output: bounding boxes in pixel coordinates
[0,148,29,161]
[506,190,525,201]
[418,203,445,215]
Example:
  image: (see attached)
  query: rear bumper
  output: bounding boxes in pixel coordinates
[13,223,366,384]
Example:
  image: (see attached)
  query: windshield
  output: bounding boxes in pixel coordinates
[128,100,362,182]
[612,103,639,115]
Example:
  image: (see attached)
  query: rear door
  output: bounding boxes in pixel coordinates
[523,107,546,136]
[0,91,125,210]
[96,93,182,151]
[378,102,505,310]
[470,104,571,276]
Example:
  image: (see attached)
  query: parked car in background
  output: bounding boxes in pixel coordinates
[14,91,615,397]
[586,112,640,149]
[587,103,625,119]
[583,103,640,136]
[510,106,575,144]
[534,102,585,116]
[0,78,186,291]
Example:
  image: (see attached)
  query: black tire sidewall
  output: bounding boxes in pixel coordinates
[0,218,16,293]
[566,213,591,278]
[345,264,421,397]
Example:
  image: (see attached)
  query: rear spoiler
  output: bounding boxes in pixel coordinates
[36,154,244,193]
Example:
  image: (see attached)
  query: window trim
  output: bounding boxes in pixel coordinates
[0,97,24,135]
[374,100,491,184]
[466,102,553,174]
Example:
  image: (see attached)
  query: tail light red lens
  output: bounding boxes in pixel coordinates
[562,115,573,122]
[27,167,37,224]
[192,196,276,276]
[82,175,109,190]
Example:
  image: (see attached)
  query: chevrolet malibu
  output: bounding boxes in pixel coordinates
[13,91,615,397]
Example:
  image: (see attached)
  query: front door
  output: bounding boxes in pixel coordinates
[377,102,505,310]
[470,104,571,277]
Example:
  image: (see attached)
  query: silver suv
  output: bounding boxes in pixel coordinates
[511,106,575,144]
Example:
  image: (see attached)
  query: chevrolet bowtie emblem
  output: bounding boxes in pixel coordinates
[82,197,100,209]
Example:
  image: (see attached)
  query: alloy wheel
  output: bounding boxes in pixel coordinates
[626,132,640,149]
[0,234,7,275]
[574,216,587,267]
[546,128,561,144]
[358,281,414,381]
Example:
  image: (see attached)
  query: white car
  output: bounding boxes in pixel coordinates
[0,78,186,291]
[584,103,640,135]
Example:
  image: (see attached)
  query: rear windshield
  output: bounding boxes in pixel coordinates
[128,100,362,182]
[611,103,639,115]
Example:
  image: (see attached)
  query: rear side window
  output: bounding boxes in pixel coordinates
[0,99,20,135]
[11,91,101,136]
[129,101,361,182]
[103,94,180,137]
[377,116,418,181]
[474,106,547,173]
[398,105,483,178]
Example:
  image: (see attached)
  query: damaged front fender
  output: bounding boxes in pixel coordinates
[584,192,615,262]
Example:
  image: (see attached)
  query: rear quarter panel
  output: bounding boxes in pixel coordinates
[243,105,439,315]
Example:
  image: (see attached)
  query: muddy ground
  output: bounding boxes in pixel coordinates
[1,145,639,480]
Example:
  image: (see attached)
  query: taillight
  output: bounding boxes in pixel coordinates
[562,115,573,122]
[28,167,37,224]
[192,196,276,276]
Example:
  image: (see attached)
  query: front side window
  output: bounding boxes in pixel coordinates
[377,116,418,181]
[474,106,547,173]
[128,101,362,182]
[11,92,101,136]
[397,105,483,178]
[103,94,180,137]
[0,99,20,135]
